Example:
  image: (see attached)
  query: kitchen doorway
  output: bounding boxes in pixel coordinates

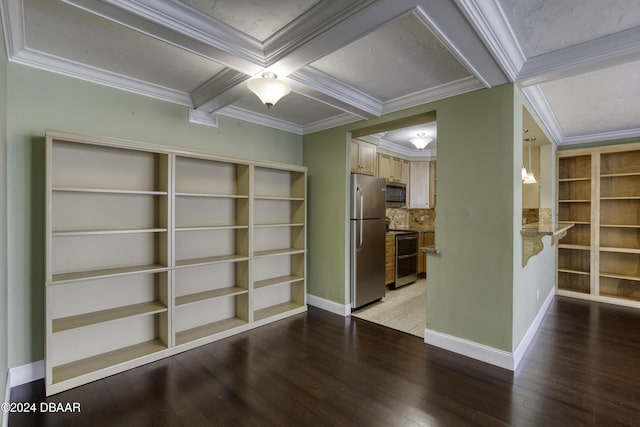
[349,112,436,338]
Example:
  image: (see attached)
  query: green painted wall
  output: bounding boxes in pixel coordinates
[5,63,302,367]
[304,85,517,351]
[1,20,9,414]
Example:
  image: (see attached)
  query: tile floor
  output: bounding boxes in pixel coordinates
[351,279,426,338]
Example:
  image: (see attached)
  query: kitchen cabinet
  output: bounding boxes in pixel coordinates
[377,153,409,184]
[351,139,376,176]
[385,234,395,285]
[45,130,307,395]
[409,161,430,208]
[418,231,435,277]
[429,161,437,208]
[557,142,640,308]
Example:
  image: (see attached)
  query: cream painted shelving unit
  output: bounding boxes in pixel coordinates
[557,142,640,307]
[45,131,306,395]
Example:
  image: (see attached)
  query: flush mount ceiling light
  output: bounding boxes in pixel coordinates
[247,72,291,108]
[409,132,433,150]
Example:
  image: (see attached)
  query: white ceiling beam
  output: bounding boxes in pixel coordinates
[62,0,263,74]
[287,67,382,119]
[191,69,251,111]
[419,0,510,87]
[518,26,640,87]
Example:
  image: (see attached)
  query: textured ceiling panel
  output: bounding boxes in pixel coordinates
[234,91,348,124]
[540,60,640,137]
[498,0,640,57]
[310,13,471,101]
[24,0,224,93]
[178,0,320,41]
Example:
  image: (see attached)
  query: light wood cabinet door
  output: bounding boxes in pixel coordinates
[351,139,376,176]
[409,161,430,208]
[401,160,410,185]
[385,234,395,285]
[377,153,391,180]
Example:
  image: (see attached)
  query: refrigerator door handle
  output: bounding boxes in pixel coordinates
[359,188,364,250]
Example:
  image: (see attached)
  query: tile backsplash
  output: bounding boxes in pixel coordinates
[386,208,435,229]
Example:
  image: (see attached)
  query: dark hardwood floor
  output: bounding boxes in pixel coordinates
[9,297,640,426]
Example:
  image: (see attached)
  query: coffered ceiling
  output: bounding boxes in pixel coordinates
[2,0,640,147]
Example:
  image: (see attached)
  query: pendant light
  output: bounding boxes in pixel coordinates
[247,72,291,108]
[409,132,433,150]
[523,137,537,184]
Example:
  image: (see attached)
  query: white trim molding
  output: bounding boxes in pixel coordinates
[424,328,515,370]
[8,361,44,388]
[217,105,303,135]
[513,288,554,369]
[306,294,351,317]
[425,289,554,371]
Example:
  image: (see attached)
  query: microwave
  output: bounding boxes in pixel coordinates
[385,182,406,207]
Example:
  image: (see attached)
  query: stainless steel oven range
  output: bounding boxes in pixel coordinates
[394,231,418,288]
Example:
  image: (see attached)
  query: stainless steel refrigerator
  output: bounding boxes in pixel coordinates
[350,174,386,310]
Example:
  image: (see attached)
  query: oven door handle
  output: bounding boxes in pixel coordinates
[396,235,417,241]
[397,254,417,260]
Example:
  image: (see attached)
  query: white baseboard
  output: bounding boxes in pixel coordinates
[307,294,351,317]
[424,328,515,370]
[424,289,555,371]
[8,360,44,388]
[513,288,554,369]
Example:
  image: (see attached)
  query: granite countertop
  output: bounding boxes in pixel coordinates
[520,222,574,237]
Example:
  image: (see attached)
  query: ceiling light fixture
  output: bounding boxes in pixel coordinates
[522,137,537,184]
[409,132,433,150]
[247,72,291,108]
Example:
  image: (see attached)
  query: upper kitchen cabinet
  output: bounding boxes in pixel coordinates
[378,153,408,184]
[351,139,376,176]
[409,161,436,208]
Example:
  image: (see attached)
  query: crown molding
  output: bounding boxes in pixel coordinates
[98,0,264,65]
[383,76,484,115]
[520,86,564,145]
[559,128,640,146]
[377,138,436,158]
[10,47,194,106]
[302,113,361,135]
[415,1,509,87]
[289,67,382,118]
[217,105,303,135]
[517,25,640,87]
[190,68,251,111]
[453,0,524,82]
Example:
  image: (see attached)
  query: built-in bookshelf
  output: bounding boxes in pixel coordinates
[45,131,306,395]
[557,143,640,307]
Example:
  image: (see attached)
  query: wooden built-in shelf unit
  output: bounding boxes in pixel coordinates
[45,131,307,395]
[557,142,640,306]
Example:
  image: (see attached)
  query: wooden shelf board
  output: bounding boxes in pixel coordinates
[558,199,590,203]
[50,264,168,285]
[254,196,304,201]
[253,248,306,258]
[600,273,640,282]
[53,301,167,333]
[558,244,591,250]
[558,177,591,182]
[600,172,640,178]
[52,227,166,237]
[52,339,167,384]
[53,187,167,195]
[600,196,640,200]
[254,223,304,228]
[254,275,304,290]
[600,224,640,229]
[175,254,249,268]
[175,225,248,232]
[600,247,640,254]
[176,286,248,307]
[254,302,304,322]
[557,268,590,276]
[176,317,247,346]
[175,192,249,199]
